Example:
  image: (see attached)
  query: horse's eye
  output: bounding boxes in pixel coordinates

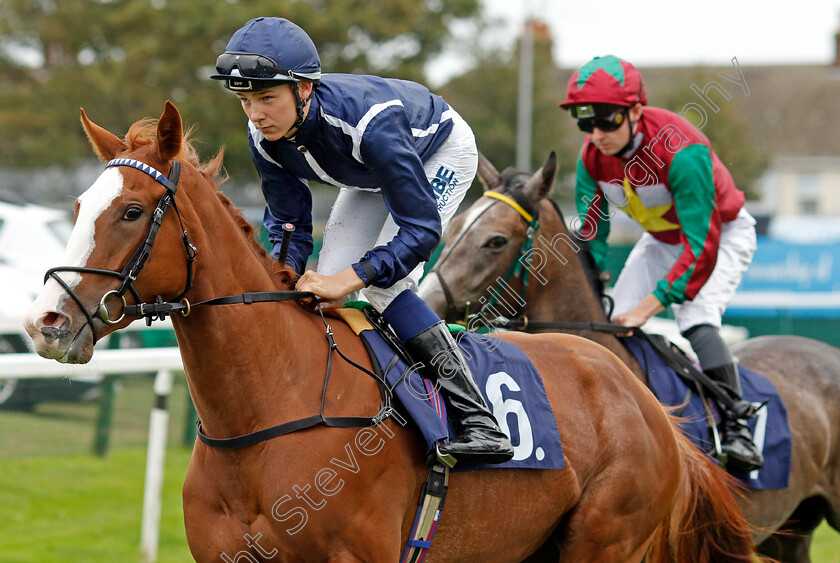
[484,236,507,249]
[123,206,143,221]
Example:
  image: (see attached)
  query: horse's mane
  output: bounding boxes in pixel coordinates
[542,197,607,301]
[214,193,299,291]
[125,118,299,291]
[571,233,607,301]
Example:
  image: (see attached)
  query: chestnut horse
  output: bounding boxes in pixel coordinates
[419,151,840,563]
[24,103,761,562]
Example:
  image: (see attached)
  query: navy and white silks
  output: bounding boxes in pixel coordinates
[248,73,476,311]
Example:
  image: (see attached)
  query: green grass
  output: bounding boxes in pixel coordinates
[0,447,193,562]
[813,523,840,562]
[0,374,196,561]
[0,445,838,562]
[0,374,838,561]
[0,374,195,459]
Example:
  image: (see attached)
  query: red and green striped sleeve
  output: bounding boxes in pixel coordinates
[574,152,610,272]
[654,144,720,306]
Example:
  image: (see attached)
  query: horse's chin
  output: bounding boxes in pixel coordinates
[33,328,95,364]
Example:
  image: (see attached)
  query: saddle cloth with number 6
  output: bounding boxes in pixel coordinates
[349,314,565,472]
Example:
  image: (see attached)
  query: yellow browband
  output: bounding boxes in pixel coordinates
[483,191,533,223]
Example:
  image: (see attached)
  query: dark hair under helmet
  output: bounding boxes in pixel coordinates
[211,17,321,91]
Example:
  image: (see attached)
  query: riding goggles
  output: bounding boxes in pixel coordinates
[215,52,296,80]
[576,110,626,133]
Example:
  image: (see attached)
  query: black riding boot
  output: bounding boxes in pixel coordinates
[405,321,514,465]
[705,363,765,473]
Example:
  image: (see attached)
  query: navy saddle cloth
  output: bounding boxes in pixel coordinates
[359,326,565,472]
[622,335,791,489]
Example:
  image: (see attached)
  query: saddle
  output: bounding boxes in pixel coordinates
[635,332,764,420]
[471,314,791,489]
[337,301,566,471]
[335,302,565,561]
[620,333,791,489]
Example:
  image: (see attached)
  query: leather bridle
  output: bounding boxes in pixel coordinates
[44,158,196,343]
[429,190,539,324]
[43,157,397,448]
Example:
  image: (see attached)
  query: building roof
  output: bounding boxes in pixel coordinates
[627,64,840,158]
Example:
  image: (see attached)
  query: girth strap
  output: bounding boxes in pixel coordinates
[196,413,390,449]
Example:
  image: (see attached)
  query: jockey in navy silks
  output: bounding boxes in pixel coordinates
[211,17,513,465]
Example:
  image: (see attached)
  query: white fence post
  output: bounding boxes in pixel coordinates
[141,369,174,563]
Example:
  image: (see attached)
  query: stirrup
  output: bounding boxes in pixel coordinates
[736,399,768,419]
[428,442,458,469]
[722,446,764,474]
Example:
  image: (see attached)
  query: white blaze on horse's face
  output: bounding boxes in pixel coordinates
[25,168,124,351]
[66,168,125,283]
[418,198,496,316]
[452,198,494,240]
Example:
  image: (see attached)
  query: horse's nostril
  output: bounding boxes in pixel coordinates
[41,311,65,329]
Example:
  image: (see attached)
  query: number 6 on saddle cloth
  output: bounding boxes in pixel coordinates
[346,304,566,472]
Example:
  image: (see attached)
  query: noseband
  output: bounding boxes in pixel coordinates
[45,158,196,343]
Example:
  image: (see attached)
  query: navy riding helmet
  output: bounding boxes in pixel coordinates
[211,17,321,92]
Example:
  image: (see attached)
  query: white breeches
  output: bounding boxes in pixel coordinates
[611,208,757,332]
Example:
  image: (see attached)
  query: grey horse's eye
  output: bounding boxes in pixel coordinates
[484,236,507,249]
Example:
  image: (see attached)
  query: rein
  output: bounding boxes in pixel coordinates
[440,193,735,407]
[485,315,760,418]
[195,295,397,449]
[488,317,636,334]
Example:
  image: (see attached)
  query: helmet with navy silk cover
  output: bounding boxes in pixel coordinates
[211,17,321,91]
[559,55,647,112]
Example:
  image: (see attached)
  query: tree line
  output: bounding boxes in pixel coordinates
[0,0,764,205]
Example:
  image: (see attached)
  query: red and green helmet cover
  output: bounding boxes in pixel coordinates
[560,55,647,112]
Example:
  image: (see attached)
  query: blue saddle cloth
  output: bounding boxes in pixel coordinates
[622,335,791,489]
[359,328,565,472]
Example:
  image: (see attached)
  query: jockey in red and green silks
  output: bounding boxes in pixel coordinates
[576,105,744,307]
[560,55,764,474]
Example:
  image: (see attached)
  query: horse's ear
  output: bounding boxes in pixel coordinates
[80,108,126,162]
[523,151,557,201]
[476,151,502,191]
[154,100,183,162]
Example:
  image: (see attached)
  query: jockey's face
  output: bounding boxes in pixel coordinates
[590,104,642,157]
[236,82,313,141]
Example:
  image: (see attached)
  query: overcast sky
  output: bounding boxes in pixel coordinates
[430,0,840,85]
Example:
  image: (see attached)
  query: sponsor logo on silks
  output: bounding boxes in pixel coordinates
[431,166,459,211]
